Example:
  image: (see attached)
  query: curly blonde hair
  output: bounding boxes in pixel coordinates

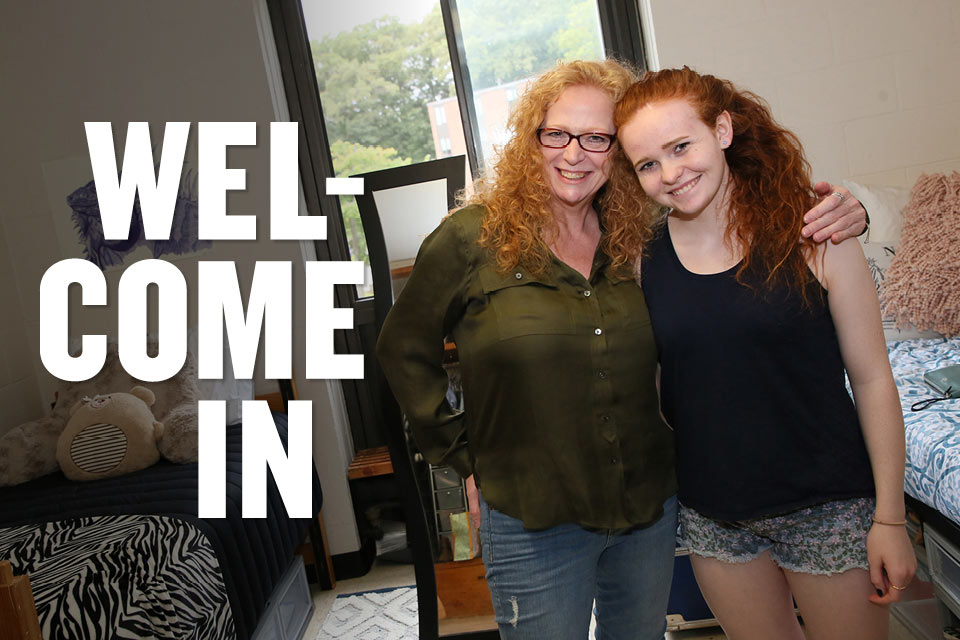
[461,59,659,276]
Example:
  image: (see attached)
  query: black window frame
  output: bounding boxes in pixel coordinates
[264,0,648,452]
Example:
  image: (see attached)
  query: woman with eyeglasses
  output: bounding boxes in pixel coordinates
[376,59,866,639]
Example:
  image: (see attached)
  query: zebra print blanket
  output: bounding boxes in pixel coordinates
[0,514,234,639]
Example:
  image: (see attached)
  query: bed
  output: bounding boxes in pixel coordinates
[0,410,321,640]
[888,337,960,525]
[846,173,960,530]
[884,336,960,636]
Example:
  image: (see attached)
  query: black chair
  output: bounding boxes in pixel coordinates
[352,155,468,640]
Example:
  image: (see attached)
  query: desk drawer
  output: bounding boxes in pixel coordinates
[890,598,943,640]
[437,508,462,532]
[436,487,466,510]
[251,555,313,640]
[433,467,463,490]
[923,525,960,619]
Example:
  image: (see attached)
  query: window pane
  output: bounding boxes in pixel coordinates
[301,1,468,298]
[455,0,605,168]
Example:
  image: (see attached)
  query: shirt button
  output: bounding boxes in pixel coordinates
[515,272,523,279]
[594,328,602,335]
[583,290,591,297]
[610,457,618,465]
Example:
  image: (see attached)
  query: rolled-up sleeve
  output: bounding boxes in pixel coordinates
[375,214,473,479]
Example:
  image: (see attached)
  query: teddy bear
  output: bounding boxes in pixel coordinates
[0,341,200,487]
[56,386,165,482]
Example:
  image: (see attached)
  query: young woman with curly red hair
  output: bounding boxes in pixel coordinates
[378,59,868,640]
[615,67,915,640]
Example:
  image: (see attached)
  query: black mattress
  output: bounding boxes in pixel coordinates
[907,493,960,548]
[0,413,321,640]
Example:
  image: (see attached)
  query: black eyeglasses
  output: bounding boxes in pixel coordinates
[536,128,616,153]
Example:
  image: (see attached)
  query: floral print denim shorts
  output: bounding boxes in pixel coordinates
[678,497,875,576]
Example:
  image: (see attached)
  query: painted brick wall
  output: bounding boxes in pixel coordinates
[0,219,42,437]
[646,0,960,188]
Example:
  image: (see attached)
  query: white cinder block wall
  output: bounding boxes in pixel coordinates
[645,0,960,187]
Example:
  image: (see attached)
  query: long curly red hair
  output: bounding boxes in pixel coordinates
[460,59,660,276]
[614,67,818,301]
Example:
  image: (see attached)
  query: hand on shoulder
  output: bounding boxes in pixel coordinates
[802,182,867,243]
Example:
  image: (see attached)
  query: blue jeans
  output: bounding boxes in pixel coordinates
[478,494,678,640]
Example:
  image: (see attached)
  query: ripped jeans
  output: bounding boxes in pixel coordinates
[478,494,677,640]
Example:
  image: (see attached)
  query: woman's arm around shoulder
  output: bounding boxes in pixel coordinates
[816,238,917,603]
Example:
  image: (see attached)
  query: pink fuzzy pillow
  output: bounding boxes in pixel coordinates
[881,172,960,336]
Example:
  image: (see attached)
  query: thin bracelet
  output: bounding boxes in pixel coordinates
[872,516,907,526]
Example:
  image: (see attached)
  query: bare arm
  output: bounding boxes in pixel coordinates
[816,238,916,603]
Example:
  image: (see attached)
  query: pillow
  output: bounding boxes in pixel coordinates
[0,341,201,487]
[187,327,254,425]
[861,242,944,342]
[57,386,165,482]
[840,180,909,244]
[881,172,960,337]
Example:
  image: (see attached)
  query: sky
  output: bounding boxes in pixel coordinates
[300,0,437,40]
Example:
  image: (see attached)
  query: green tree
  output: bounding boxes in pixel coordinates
[312,6,453,162]
[330,139,413,178]
[310,0,601,163]
[458,0,603,90]
[310,0,602,290]
[551,2,605,62]
[329,140,413,267]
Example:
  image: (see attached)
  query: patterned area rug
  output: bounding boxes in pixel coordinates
[316,585,419,639]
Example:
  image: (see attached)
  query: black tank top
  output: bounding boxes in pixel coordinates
[642,224,875,521]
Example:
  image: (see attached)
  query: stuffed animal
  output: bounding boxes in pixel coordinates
[56,386,165,482]
[0,342,200,487]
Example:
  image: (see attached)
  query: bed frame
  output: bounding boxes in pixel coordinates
[0,379,329,640]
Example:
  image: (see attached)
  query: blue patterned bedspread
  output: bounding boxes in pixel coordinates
[888,337,960,524]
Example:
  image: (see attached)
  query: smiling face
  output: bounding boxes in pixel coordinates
[539,84,616,213]
[618,97,732,218]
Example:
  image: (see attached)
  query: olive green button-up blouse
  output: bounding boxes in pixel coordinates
[376,206,676,530]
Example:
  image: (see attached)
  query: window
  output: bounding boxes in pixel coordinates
[455,0,605,167]
[301,0,468,297]
[294,1,637,298]
[266,0,647,451]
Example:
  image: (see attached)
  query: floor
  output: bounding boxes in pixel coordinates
[303,558,418,639]
[303,559,918,640]
[667,616,915,640]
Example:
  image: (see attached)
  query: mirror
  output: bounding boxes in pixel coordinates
[352,156,484,639]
